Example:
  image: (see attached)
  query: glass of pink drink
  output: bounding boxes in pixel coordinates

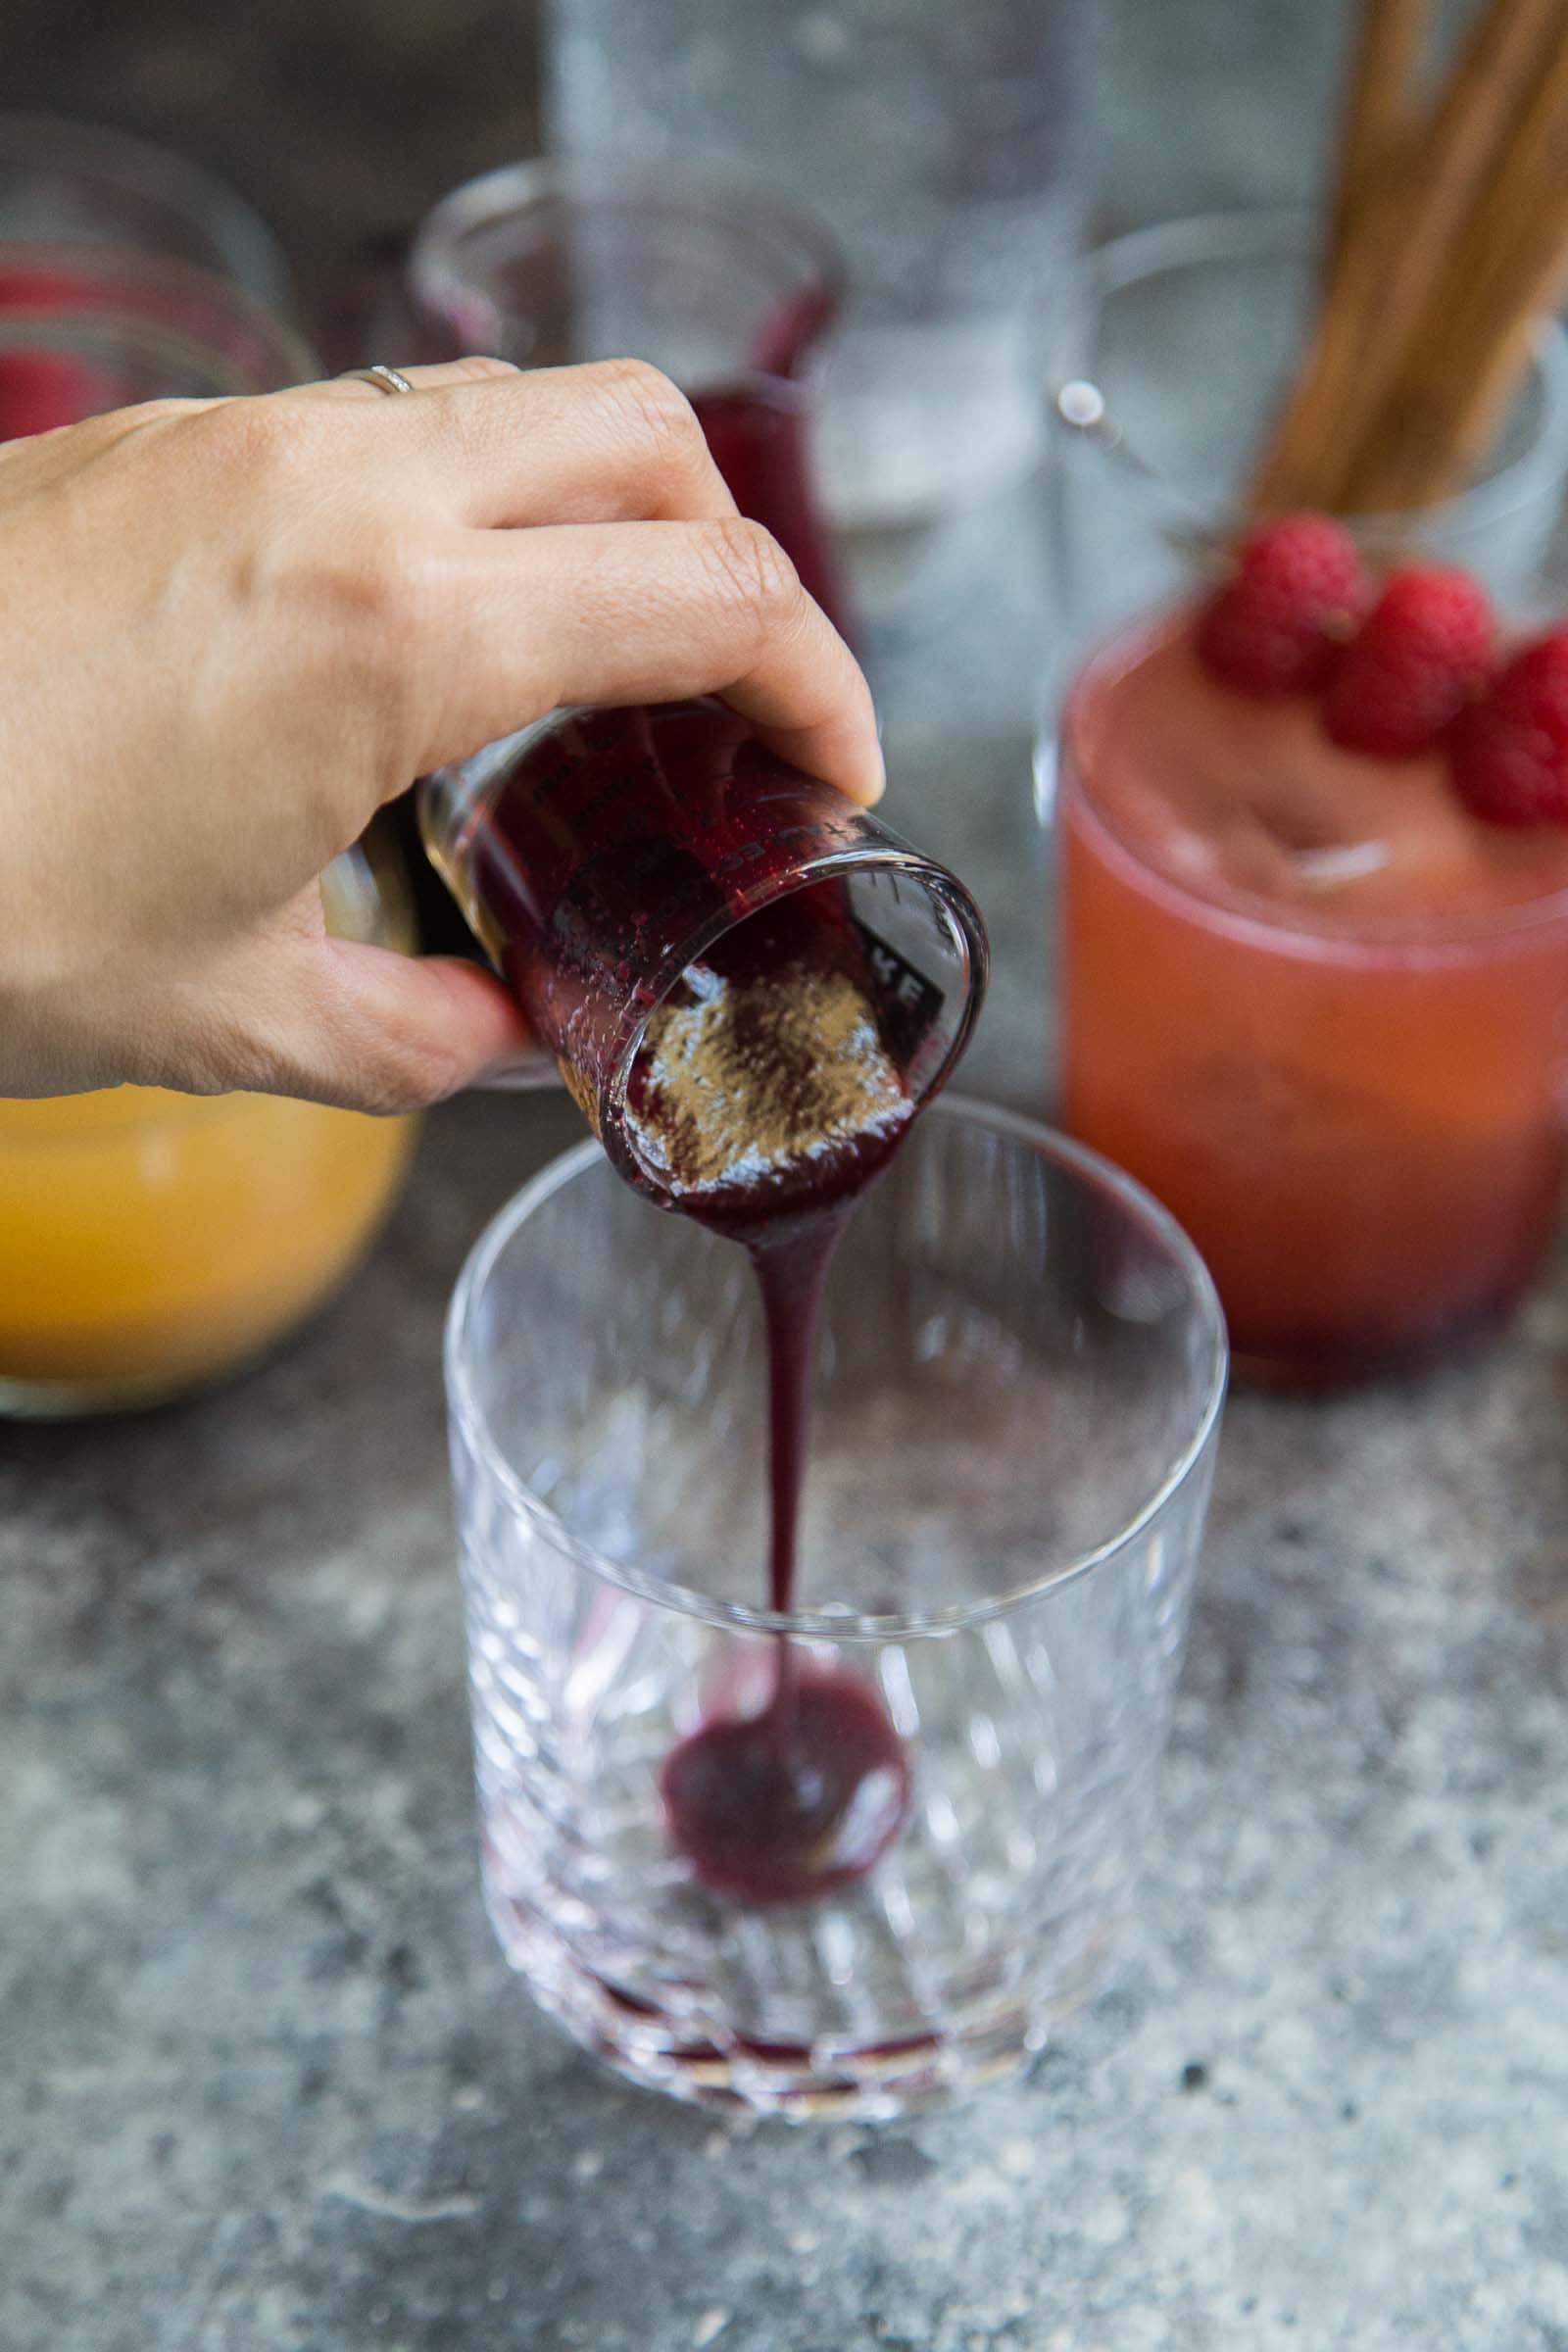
[1047,214,1568,1387]
[0,242,313,440]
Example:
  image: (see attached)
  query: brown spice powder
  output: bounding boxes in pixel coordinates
[629,961,908,1196]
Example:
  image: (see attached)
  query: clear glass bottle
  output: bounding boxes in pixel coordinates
[544,0,1094,529]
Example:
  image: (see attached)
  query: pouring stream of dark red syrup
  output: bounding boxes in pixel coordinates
[450,699,964,1903]
[640,906,917,1906]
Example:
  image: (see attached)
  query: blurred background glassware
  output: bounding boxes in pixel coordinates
[545,0,1093,531]
[1041,211,1568,727]
[1043,210,1568,1388]
[0,241,315,434]
[325,155,856,954]
[0,294,417,1417]
[447,1096,1225,2118]
[0,111,290,307]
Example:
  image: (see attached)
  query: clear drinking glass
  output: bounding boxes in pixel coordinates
[1045,212,1568,1387]
[1040,209,1568,729]
[446,1096,1226,2117]
[0,112,290,306]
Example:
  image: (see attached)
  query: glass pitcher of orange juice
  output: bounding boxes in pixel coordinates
[0,841,417,1415]
[0,260,417,1414]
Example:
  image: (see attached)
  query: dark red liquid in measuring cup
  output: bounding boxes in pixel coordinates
[465,702,952,1901]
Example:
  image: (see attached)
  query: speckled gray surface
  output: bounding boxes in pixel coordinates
[4,4,1568,2347]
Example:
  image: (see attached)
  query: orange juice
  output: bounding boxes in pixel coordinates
[1057,616,1568,1385]
[0,1086,413,1408]
[0,843,417,1413]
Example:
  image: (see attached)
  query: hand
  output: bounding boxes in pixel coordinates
[0,356,881,1112]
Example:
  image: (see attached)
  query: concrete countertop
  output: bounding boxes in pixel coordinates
[3,4,1566,2346]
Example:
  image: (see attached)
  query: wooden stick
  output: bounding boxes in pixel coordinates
[1338,20,1568,511]
[1327,0,1432,275]
[1348,245,1568,514]
[1250,0,1566,517]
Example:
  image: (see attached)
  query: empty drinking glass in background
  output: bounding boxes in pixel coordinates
[446,1096,1225,2116]
[545,0,1093,529]
[0,112,289,306]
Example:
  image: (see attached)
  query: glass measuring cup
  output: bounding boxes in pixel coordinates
[420,700,989,1204]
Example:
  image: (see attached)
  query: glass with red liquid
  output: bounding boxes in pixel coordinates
[0,241,315,439]
[446,1097,1225,2116]
[326,158,850,634]
[1047,212,1568,1387]
[419,699,986,1206]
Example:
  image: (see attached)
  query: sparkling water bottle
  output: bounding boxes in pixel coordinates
[544,0,1092,530]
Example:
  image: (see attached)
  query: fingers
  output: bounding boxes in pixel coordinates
[157,914,533,1112]
[296,356,741,529]
[422,514,885,804]
[299,356,882,798]
[270,940,533,1112]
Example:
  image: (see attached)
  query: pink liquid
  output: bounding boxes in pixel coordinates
[0,252,297,411]
[0,348,113,440]
[1059,616,1568,1382]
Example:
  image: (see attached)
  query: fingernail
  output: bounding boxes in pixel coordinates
[863,725,888,806]
[470,1047,559,1094]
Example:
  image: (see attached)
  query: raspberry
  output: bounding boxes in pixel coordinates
[1197,514,1367,698]
[1448,628,1568,826]
[1321,565,1494,758]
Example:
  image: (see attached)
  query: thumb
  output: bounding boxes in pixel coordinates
[224,935,533,1113]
